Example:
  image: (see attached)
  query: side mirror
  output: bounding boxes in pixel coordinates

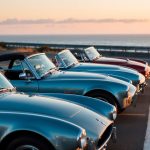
[19,72,27,80]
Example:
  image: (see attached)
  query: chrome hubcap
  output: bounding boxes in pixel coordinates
[16,145,39,150]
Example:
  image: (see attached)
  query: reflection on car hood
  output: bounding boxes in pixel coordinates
[98,57,127,63]
[67,63,140,76]
[0,92,112,139]
[44,70,130,85]
[0,93,85,119]
[45,70,109,80]
[97,57,146,68]
[73,63,138,73]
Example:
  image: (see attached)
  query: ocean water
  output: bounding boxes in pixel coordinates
[0,34,150,46]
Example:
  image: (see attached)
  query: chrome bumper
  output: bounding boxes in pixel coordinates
[138,82,147,93]
[97,126,117,150]
[132,92,138,107]
[111,126,117,143]
[132,82,147,107]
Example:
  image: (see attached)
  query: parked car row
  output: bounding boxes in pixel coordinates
[71,46,150,79]
[0,48,149,150]
[55,49,146,92]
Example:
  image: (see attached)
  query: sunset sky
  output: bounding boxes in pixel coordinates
[0,0,150,34]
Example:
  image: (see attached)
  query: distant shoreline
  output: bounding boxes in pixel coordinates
[1,34,150,47]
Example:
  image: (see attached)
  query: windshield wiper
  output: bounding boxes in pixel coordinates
[67,62,77,68]
[43,67,58,77]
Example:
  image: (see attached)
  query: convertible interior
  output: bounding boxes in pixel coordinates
[4,70,23,80]
[0,60,33,80]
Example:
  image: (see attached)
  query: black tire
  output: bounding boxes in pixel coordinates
[5,136,53,150]
[87,92,120,112]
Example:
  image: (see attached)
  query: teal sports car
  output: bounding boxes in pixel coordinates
[0,52,136,112]
[0,72,116,150]
[55,49,146,92]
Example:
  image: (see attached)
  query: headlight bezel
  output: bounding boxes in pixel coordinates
[112,110,117,120]
[77,129,88,150]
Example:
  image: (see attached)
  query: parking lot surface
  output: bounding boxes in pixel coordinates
[108,80,150,150]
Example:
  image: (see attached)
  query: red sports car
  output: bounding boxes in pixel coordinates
[72,46,150,79]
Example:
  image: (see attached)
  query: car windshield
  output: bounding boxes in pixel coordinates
[57,50,79,68]
[84,47,101,61]
[0,73,14,92]
[27,54,57,78]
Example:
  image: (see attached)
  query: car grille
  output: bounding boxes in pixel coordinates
[97,124,113,149]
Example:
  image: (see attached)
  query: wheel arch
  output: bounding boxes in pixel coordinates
[84,89,121,109]
[0,130,55,150]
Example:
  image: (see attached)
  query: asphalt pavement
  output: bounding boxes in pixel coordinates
[108,80,150,150]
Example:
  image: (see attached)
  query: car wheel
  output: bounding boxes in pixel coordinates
[88,92,120,112]
[5,136,53,150]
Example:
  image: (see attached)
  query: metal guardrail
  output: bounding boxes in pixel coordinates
[4,42,150,59]
[5,42,150,51]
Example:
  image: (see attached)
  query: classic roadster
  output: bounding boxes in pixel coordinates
[55,49,146,92]
[71,46,150,79]
[0,52,136,112]
[0,72,116,150]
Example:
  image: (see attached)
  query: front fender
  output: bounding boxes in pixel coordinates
[0,112,82,150]
[37,93,116,121]
[83,82,124,99]
[129,58,147,65]
[83,81,130,109]
[107,74,132,83]
[76,69,139,84]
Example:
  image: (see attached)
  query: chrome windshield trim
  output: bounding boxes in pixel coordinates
[55,54,68,69]
[84,47,100,61]
[83,49,91,61]
[24,58,41,80]
[26,53,45,59]
[56,50,79,69]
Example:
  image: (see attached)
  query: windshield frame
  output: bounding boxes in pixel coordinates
[56,50,79,69]
[27,53,57,78]
[84,47,101,61]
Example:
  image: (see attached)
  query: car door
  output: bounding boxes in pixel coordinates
[10,59,39,93]
[11,79,38,94]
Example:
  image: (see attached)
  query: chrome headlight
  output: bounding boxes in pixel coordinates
[78,129,88,150]
[127,91,131,97]
[139,74,145,84]
[112,111,117,120]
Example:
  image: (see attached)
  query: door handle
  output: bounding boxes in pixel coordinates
[25,79,32,83]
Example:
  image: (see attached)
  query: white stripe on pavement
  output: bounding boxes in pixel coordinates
[119,113,146,116]
[144,106,150,150]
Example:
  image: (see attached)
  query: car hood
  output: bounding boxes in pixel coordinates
[43,70,131,85]
[45,70,111,80]
[68,62,140,77]
[97,57,146,68]
[37,93,116,121]
[97,57,127,63]
[64,63,143,85]
[0,92,112,139]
